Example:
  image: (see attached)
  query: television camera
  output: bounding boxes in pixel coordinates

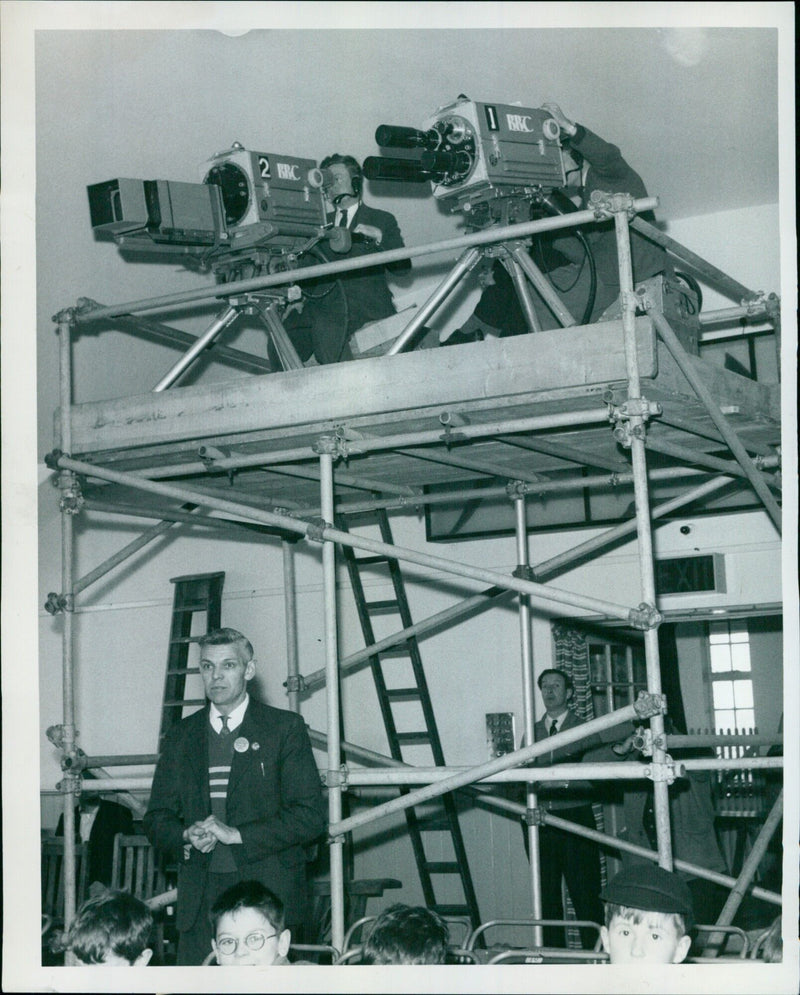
[87,142,343,282]
[363,96,570,229]
[87,143,383,375]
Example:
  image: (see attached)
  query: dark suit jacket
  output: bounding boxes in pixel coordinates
[284,201,410,364]
[143,699,326,930]
[333,202,410,333]
[532,708,605,810]
[56,798,135,886]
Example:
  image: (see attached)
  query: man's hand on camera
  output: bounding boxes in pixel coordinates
[542,102,577,137]
[353,223,382,245]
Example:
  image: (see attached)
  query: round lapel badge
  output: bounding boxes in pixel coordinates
[234,736,249,753]
[252,742,260,751]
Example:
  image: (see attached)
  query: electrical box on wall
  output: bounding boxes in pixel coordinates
[486,712,516,760]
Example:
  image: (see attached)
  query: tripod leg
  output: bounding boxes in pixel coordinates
[257,304,305,371]
[386,247,483,355]
[510,245,577,328]
[153,305,240,390]
[504,257,543,333]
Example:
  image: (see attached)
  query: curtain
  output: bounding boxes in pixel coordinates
[551,623,608,943]
[552,623,593,722]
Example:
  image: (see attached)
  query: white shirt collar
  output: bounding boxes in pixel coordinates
[210,694,249,734]
[334,202,358,228]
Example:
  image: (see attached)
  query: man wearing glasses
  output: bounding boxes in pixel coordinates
[144,628,326,965]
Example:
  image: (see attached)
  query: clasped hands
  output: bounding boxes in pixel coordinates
[184,815,242,853]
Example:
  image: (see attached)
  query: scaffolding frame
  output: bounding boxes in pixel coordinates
[45,195,783,957]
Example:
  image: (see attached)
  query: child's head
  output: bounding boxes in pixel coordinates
[362,903,449,965]
[65,890,154,965]
[210,881,291,966]
[600,865,693,965]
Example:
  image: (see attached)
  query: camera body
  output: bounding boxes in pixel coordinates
[422,98,566,208]
[365,97,567,223]
[87,143,327,270]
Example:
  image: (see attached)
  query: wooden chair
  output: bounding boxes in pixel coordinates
[110,834,176,963]
[307,877,402,946]
[41,838,89,925]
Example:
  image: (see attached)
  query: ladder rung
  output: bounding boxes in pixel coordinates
[169,636,203,645]
[416,814,453,831]
[432,904,472,917]
[395,732,431,744]
[166,668,199,676]
[171,572,225,584]
[364,600,400,613]
[163,699,205,707]
[353,554,390,566]
[386,688,422,700]
[423,861,461,874]
[377,646,411,659]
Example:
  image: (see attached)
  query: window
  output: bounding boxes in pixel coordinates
[706,620,764,818]
[588,637,647,717]
[708,620,755,738]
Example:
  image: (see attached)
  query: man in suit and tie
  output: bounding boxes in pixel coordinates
[531,668,606,948]
[56,786,135,888]
[277,153,411,366]
[144,627,327,965]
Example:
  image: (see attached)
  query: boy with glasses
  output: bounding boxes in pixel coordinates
[209,880,292,966]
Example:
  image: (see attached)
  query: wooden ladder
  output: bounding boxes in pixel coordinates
[337,508,481,930]
[157,572,225,752]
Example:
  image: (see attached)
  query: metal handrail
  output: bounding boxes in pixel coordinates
[466,917,602,952]
[488,946,609,964]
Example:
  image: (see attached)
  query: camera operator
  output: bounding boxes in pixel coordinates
[445,102,667,343]
[278,154,411,366]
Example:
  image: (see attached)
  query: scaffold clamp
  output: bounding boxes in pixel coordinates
[304,518,331,543]
[58,476,85,515]
[439,411,468,446]
[197,444,230,469]
[643,757,685,786]
[506,479,528,501]
[57,771,82,796]
[313,432,353,462]
[324,766,349,789]
[523,806,548,827]
[52,305,79,325]
[512,564,537,582]
[589,189,635,220]
[632,691,667,721]
[44,591,73,615]
[628,602,663,630]
[47,725,67,750]
[608,397,662,423]
[631,726,658,756]
[283,674,307,694]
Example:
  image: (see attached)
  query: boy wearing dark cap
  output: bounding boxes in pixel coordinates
[600,865,693,965]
